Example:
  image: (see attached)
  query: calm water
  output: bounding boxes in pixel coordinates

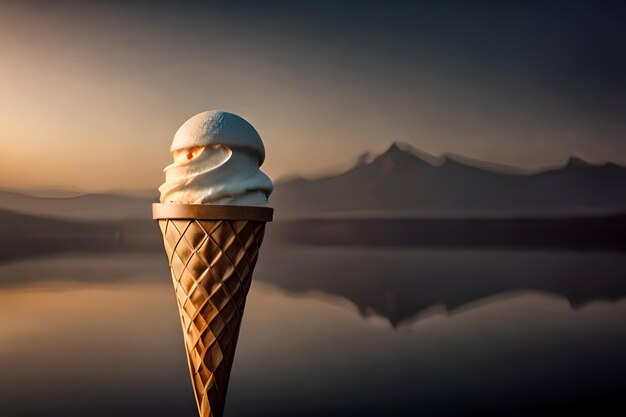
[0,247,625,416]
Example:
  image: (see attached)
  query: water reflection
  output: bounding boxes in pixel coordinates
[256,244,626,326]
[233,287,626,417]
[0,277,625,416]
[0,282,195,417]
[1,245,625,416]
[1,245,625,328]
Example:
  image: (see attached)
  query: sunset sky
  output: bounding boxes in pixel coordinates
[1,1,625,191]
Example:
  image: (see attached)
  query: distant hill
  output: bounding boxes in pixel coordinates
[271,142,626,218]
[0,189,152,220]
[1,142,625,220]
[0,208,159,263]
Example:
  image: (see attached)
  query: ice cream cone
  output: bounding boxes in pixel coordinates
[153,203,273,417]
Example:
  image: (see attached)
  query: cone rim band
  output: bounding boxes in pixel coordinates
[152,203,273,221]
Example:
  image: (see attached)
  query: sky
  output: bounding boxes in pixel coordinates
[1,1,625,191]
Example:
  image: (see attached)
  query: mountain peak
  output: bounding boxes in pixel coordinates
[566,156,592,168]
[379,142,444,166]
[386,141,403,153]
[563,157,622,169]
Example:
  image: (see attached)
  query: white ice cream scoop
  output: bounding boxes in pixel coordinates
[158,110,273,205]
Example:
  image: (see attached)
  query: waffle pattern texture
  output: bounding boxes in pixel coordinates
[159,218,266,417]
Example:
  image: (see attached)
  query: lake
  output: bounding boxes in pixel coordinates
[0,245,625,416]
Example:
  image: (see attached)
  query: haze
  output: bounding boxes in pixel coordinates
[1,1,624,191]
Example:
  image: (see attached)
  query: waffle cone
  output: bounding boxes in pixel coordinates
[153,204,273,417]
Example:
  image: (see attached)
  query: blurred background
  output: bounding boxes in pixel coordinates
[1,1,625,416]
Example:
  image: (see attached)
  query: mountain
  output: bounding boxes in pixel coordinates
[0,189,152,220]
[1,142,625,220]
[271,142,626,218]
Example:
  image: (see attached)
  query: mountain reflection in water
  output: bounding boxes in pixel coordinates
[256,244,626,326]
[0,246,625,416]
